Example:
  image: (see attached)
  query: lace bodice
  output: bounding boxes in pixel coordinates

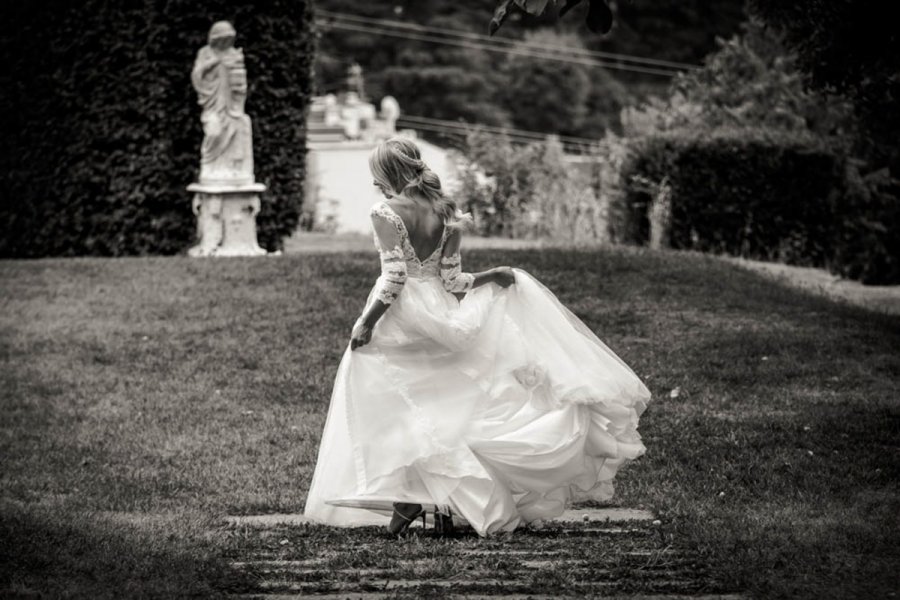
[371,201,447,279]
[370,201,475,306]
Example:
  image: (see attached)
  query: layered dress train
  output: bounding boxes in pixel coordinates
[303,201,652,537]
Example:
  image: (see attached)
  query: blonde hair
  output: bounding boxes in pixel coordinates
[369,136,474,231]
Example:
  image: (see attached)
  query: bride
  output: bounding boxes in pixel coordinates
[303,136,651,537]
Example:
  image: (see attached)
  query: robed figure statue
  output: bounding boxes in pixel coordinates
[191,21,255,185]
[186,20,267,257]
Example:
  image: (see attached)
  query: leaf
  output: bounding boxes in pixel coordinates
[513,0,554,16]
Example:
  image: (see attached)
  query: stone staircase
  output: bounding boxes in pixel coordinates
[221,508,746,599]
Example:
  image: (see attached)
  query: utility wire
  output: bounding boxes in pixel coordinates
[316,19,685,77]
[395,120,601,153]
[398,114,601,146]
[397,120,554,146]
[316,9,700,71]
[397,120,582,149]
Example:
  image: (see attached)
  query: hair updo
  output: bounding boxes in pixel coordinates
[368,136,474,231]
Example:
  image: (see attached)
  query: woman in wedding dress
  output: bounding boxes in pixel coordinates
[303,137,651,537]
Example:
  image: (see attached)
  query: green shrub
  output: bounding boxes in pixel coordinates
[831,165,900,285]
[619,129,843,261]
[454,132,607,243]
[0,0,314,257]
[616,128,900,284]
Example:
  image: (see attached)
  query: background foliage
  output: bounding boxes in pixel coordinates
[748,0,900,172]
[610,17,899,284]
[618,130,846,264]
[315,0,746,139]
[455,132,606,243]
[0,0,315,257]
[621,20,856,142]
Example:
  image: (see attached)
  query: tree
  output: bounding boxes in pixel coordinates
[380,66,511,127]
[748,0,900,171]
[314,0,747,132]
[621,20,854,142]
[499,31,591,135]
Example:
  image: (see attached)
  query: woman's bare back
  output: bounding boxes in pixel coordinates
[385,199,446,261]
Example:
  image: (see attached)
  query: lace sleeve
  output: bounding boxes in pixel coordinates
[371,207,408,305]
[440,230,474,294]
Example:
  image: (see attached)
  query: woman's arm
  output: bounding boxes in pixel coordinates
[440,230,514,299]
[469,267,515,290]
[351,212,407,350]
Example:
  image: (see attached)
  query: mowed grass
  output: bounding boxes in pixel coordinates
[1,248,898,598]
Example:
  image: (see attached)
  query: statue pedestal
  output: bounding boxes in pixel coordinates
[187,182,268,257]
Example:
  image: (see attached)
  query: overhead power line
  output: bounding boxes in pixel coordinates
[318,20,679,77]
[316,10,700,72]
[395,115,603,152]
[316,16,691,77]
[398,119,576,149]
[398,114,601,146]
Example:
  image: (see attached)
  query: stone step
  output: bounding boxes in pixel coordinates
[252,577,707,593]
[534,526,652,536]
[220,507,742,599]
[230,549,695,574]
[239,538,672,563]
[225,514,314,527]
[237,595,747,600]
[231,563,703,580]
[555,508,656,522]
[223,507,657,529]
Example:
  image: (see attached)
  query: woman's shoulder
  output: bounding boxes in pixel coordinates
[370,200,396,222]
[369,199,388,213]
[370,199,410,218]
[370,202,408,245]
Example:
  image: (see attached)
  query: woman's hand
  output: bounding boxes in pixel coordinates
[492,266,516,288]
[350,321,373,351]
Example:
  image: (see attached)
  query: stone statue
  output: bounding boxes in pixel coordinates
[347,63,365,99]
[380,96,400,133]
[187,21,267,257]
[191,21,254,185]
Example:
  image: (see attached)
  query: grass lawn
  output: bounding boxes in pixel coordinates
[1,248,898,598]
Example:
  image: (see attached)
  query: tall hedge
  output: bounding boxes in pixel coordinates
[616,129,900,284]
[0,0,314,257]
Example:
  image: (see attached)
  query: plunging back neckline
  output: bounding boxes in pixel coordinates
[381,201,447,265]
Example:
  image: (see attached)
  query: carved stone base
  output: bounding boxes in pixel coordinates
[187,183,268,257]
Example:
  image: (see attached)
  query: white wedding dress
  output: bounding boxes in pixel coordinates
[303,201,652,537]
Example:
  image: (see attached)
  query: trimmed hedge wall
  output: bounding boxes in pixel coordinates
[617,129,900,284]
[0,1,314,257]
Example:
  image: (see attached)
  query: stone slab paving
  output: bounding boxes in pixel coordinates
[241,595,747,600]
[223,507,655,528]
[253,579,704,592]
[555,507,656,522]
[241,592,749,600]
[222,506,747,599]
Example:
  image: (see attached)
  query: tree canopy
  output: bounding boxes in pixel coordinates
[748,0,900,171]
[315,0,746,139]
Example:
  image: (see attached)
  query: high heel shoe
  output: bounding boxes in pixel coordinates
[388,502,426,535]
[434,508,454,536]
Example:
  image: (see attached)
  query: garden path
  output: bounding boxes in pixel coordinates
[221,507,749,598]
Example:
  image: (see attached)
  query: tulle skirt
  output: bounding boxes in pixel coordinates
[302,268,651,537]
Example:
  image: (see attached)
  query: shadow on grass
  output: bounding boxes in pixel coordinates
[0,501,250,599]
